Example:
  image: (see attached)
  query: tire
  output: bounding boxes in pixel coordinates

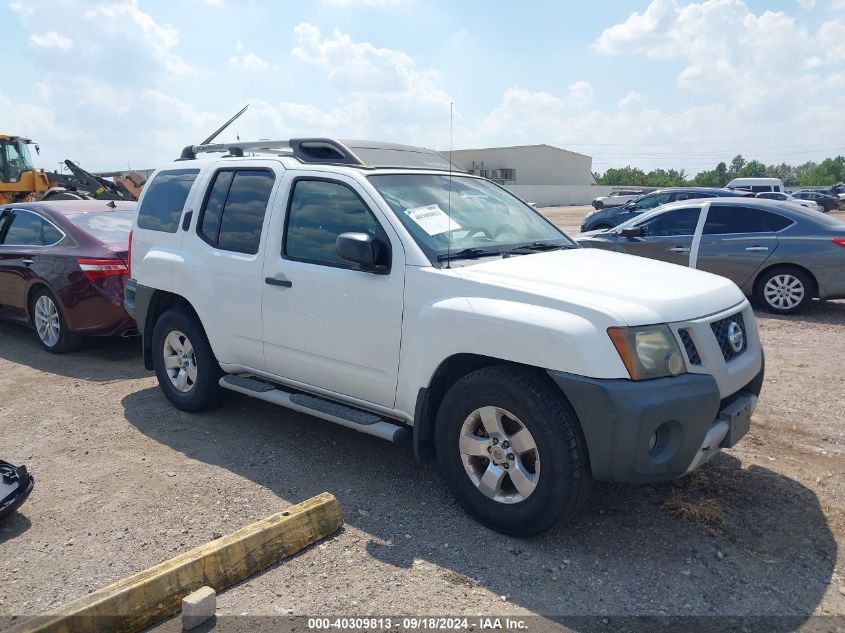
[151,307,224,412]
[754,266,814,315]
[434,365,592,537]
[30,287,82,353]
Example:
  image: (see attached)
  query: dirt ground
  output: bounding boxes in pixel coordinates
[0,206,844,632]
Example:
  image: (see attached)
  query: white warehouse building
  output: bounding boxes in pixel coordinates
[446,144,605,206]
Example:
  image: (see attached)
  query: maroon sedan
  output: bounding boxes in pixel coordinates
[0,200,137,352]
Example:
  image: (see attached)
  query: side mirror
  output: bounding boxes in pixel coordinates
[336,232,388,273]
[623,200,636,210]
[620,227,643,238]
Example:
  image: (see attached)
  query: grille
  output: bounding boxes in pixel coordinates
[679,329,701,365]
[710,311,748,362]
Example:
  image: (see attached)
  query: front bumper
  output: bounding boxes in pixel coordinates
[548,356,764,484]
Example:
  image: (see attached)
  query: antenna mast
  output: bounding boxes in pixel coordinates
[446,102,453,269]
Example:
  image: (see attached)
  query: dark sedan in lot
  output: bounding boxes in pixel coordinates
[577,198,845,315]
[580,187,754,232]
[791,190,839,213]
[0,200,137,352]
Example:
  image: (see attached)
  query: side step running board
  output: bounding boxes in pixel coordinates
[219,375,410,443]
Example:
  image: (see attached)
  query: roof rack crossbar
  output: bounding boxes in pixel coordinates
[178,138,366,165]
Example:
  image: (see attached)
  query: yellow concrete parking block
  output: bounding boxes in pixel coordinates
[9,492,343,633]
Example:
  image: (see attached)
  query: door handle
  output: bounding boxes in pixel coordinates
[265,277,292,288]
[669,246,690,253]
[22,259,35,266]
[745,246,769,252]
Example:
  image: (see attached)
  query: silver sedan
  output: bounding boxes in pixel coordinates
[577,198,845,315]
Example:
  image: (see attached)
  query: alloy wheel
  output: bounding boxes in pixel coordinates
[34,295,61,348]
[163,330,198,393]
[459,406,540,504]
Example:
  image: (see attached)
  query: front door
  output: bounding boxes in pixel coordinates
[261,174,405,408]
[615,207,703,268]
[0,209,48,320]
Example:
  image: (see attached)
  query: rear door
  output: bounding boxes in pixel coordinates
[695,204,787,287]
[0,209,58,320]
[615,207,703,267]
[181,162,282,370]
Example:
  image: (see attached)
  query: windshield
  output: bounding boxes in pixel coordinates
[0,139,35,183]
[368,174,574,261]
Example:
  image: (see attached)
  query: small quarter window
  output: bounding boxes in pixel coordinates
[137,169,199,233]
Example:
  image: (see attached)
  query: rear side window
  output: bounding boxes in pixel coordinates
[197,169,275,255]
[704,206,793,234]
[2,210,44,245]
[137,169,199,233]
[751,185,772,193]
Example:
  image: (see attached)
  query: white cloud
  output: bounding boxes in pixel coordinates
[229,52,269,70]
[618,90,645,110]
[567,81,594,108]
[797,0,815,9]
[29,32,73,50]
[819,19,845,62]
[322,0,406,6]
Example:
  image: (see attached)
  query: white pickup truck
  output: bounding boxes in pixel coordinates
[125,139,764,536]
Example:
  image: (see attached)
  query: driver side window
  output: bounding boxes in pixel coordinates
[638,208,701,237]
[284,179,387,269]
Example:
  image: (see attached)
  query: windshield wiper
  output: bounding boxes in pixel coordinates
[436,247,500,262]
[501,241,571,256]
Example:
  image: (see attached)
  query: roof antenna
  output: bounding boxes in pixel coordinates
[446,101,453,269]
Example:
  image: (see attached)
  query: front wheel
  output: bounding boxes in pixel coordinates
[434,366,592,536]
[755,267,813,315]
[151,308,223,411]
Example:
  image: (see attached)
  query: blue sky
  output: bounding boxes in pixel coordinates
[2,0,844,174]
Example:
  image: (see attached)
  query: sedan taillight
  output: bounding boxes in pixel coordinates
[833,239,845,249]
[77,258,129,281]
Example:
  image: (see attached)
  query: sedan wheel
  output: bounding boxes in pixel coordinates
[756,267,813,315]
[34,295,61,348]
[162,330,198,393]
[459,406,540,504]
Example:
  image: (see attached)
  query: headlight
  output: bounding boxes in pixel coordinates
[607,325,686,380]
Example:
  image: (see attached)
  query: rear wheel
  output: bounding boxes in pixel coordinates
[30,287,82,353]
[152,308,223,411]
[434,365,592,536]
[755,267,813,315]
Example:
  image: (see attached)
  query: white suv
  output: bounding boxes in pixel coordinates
[125,138,764,536]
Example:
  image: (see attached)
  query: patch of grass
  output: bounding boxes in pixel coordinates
[662,495,725,534]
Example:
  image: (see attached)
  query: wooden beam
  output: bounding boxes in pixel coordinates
[9,492,342,633]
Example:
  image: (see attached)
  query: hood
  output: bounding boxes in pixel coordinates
[454,248,745,325]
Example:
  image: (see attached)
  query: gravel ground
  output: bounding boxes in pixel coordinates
[0,205,843,632]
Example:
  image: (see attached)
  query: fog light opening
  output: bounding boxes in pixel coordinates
[649,423,670,457]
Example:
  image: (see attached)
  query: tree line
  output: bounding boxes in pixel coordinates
[593,155,845,188]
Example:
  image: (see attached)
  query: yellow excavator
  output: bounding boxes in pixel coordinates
[1,104,250,205]
[0,134,144,205]
[0,135,51,204]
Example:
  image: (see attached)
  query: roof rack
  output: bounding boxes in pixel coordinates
[177,137,464,172]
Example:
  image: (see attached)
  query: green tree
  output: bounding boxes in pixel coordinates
[715,162,728,187]
[692,169,720,187]
[729,155,746,179]
[739,160,767,177]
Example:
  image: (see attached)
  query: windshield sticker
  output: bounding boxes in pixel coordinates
[404,204,462,236]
